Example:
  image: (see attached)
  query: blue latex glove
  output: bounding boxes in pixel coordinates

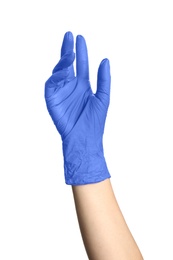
[45,31,111,185]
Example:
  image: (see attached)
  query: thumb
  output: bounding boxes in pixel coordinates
[95,59,111,106]
[52,51,75,74]
[44,69,69,99]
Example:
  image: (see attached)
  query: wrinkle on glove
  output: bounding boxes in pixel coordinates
[45,31,111,185]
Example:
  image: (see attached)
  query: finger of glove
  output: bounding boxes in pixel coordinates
[95,59,111,105]
[60,31,75,78]
[52,51,75,74]
[76,35,89,80]
[45,69,69,98]
[46,69,69,87]
[61,31,74,57]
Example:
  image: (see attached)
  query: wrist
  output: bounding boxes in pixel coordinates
[62,135,110,185]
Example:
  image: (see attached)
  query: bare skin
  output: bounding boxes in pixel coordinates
[72,179,143,260]
[45,31,143,259]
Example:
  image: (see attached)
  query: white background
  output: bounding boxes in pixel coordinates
[0,0,173,259]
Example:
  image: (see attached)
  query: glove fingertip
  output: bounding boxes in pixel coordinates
[99,58,110,78]
[52,52,75,74]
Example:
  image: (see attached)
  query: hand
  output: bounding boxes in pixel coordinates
[45,31,111,185]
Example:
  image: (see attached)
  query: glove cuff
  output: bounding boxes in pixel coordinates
[62,136,111,185]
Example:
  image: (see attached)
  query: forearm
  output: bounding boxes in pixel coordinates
[45,31,143,259]
[72,179,143,260]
